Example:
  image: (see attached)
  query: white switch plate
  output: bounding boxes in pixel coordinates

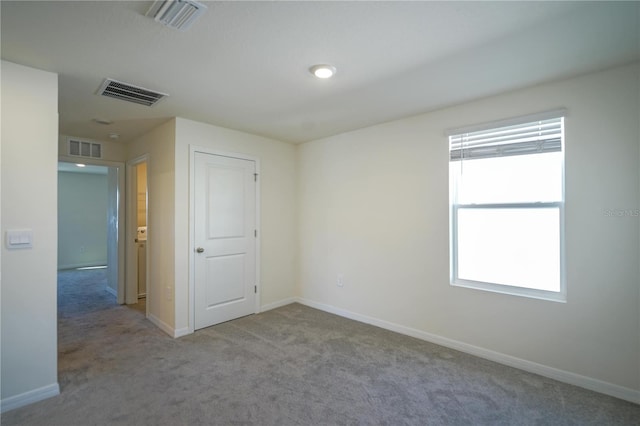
[6,229,33,249]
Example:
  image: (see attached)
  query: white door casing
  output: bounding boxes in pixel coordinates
[106,167,120,301]
[193,151,257,330]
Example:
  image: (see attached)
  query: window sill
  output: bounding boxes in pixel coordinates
[451,279,566,303]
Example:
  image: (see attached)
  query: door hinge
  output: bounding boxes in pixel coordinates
[254,285,257,294]
[254,229,257,238]
[254,173,258,182]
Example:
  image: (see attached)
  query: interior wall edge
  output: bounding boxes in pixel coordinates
[147,313,177,338]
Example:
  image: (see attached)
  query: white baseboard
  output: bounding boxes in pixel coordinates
[157,297,300,339]
[295,297,640,405]
[174,327,190,338]
[105,286,117,297]
[147,313,175,338]
[143,313,191,338]
[260,297,297,313]
[0,383,60,413]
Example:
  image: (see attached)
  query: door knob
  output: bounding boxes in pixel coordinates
[196,247,205,253]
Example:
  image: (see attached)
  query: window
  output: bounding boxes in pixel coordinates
[448,111,566,301]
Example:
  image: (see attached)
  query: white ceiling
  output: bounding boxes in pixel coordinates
[2,1,639,144]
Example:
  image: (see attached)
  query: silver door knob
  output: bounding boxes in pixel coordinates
[196,247,205,253]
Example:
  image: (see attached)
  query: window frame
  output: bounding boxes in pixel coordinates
[448,111,567,303]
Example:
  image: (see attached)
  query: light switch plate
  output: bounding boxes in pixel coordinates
[6,229,33,249]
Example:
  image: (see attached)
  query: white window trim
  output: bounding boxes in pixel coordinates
[449,111,567,302]
[450,202,566,303]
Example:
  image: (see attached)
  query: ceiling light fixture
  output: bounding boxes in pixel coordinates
[109,133,120,140]
[76,164,86,168]
[146,0,208,31]
[310,64,336,79]
[92,118,113,125]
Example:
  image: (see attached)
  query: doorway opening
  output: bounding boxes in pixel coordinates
[127,156,150,316]
[57,160,126,303]
[135,161,148,311]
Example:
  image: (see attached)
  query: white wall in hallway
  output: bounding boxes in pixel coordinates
[1,60,60,410]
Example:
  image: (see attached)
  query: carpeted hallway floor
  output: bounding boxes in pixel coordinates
[2,268,639,425]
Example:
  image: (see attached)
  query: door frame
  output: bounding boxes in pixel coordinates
[126,154,150,308]
[188,146,261,334]
[58,155,126,304]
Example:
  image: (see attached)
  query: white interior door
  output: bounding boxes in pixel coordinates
[194,152,257,330]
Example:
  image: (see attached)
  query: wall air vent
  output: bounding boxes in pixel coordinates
[68,138,102,159]
[97,78,168,107]
[146,0,207,31]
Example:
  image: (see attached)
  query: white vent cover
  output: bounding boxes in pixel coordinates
[68,138,102,159]
[146,0,207,31]
[97,78,168,107]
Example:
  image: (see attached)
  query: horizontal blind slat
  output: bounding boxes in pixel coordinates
[449,116,563,161]
[450,139,561,161]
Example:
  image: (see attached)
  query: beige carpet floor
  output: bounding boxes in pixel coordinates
[2,268,639,425]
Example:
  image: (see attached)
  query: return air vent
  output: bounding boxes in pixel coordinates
[146,0,207,31]
[68,138,102,159]
[97,78,168,107]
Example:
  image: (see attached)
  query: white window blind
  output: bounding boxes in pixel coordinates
[449,114,564,161]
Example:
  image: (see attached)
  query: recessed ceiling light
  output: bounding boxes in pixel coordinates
[309,64,336,79]
[93,118,113,125]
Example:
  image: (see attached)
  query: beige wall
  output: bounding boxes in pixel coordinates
[174,118,298,332]
[297,63,640,395]
[1,61,59,407]
[128,119,176,330]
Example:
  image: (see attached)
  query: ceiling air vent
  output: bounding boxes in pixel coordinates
[97,78,168,107]
[146,0,207,31]
[68,138,102,159]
